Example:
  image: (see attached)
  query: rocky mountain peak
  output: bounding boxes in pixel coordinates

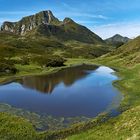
[34,10,59,24]
[113,34,122,37]
[109,34,130,42]
[63,18,75,24]
[105,34,130,47]
[0,10,105,44]
[0,10,60,35]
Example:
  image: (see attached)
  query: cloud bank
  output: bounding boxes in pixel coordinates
[93,22,140,39]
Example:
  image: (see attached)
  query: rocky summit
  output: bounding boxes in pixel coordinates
[0,10,60,35]
[0,10,104,44]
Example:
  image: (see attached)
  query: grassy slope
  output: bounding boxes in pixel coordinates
[67,37,140,140]
[0,113,44,140]
[68,105,140,140]
[0,32,109,59]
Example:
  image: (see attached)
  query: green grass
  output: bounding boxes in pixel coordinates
[0,112,43,140]
[0,64,63,84]
[68,105,140,140]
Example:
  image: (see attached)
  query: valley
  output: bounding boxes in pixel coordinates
[0,9,140,140]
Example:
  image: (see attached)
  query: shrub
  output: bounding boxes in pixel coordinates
[20,56,30,65]
[45,55,66,67]
[32,55,66,67]
[0,58,17,74]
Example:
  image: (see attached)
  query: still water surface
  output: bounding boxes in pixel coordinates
[0,65,122,117]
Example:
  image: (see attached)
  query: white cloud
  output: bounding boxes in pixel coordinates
[56,12,108,20]
[61,2,77,11]
[60,2,108,20]
[92,22,140,39]
[76,20,99,24]
[0,11,35,23]
[76,13,108,20]
[0,18,14,22]
[0,17,22,24]
[0,11,32,15]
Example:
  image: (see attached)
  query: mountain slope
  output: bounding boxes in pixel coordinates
[0,10,104,44]
[35,18,104,44]
[105,34,130,47]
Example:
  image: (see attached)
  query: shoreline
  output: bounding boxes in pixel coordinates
[1,58,138,140]
[0,60,126,139]
[0,62,99,85]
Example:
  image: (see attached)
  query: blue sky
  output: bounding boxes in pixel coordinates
[0,0,140,38]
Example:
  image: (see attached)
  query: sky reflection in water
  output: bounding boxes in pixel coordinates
[0,65,122,117]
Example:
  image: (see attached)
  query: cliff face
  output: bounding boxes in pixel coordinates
[0,22,16,33]
[0,10,60,35]
[0,10,104,44]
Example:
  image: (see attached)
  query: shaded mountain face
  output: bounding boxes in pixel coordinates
[0,10,104,44]
[105,34,130,47]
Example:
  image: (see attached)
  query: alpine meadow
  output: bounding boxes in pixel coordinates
[0,0,140,140]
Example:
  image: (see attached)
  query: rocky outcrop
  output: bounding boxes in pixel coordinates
[0,10,60,35]
[0,22,16,33]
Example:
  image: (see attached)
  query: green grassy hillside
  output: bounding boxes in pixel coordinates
[0,32,109,78]
[0,32,109,58]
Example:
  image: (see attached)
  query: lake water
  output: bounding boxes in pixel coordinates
[0,65,122,118]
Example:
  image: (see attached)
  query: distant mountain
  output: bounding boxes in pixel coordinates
[108,35,140,65]
[0,10,104,44]
[105,34,130,47]
[115,36,139,55]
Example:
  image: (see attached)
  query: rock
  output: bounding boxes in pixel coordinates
[0,10,60,35]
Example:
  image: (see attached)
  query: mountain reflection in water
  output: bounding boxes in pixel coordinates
[19,65,97,94]
[0,65,122,117]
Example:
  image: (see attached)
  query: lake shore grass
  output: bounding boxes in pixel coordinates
[0,59,99,85]
[0,57,140,139]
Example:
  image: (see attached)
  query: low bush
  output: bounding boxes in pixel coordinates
[0,58,17,74]
[32,55,66,67]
